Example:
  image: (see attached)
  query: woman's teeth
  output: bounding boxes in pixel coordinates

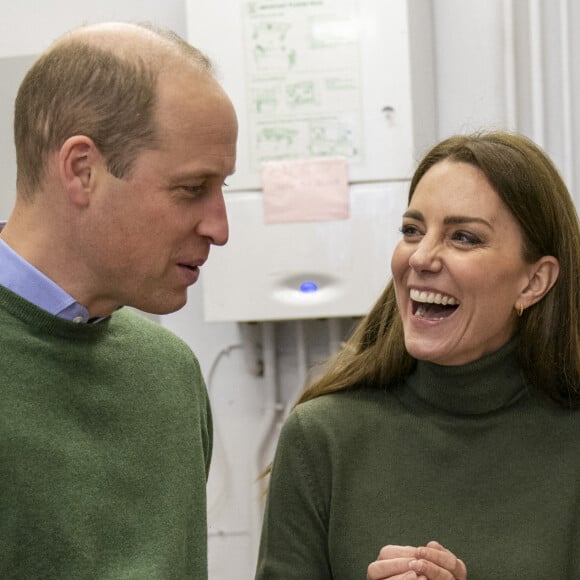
[410,289,458,306]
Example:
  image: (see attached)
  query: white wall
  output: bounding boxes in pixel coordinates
[1,2,578,580]
[433,0,508,135]
[0,0,186,57]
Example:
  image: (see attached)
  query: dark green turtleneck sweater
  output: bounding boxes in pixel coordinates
[0,285,212,579]
[256,339,580,579]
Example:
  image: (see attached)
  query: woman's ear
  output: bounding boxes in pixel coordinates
[58,135,101,207]
[519,256,560,309]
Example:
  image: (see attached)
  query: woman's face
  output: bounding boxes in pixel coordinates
[391,159,535,366]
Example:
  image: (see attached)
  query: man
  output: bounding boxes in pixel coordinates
[0,22,237,579]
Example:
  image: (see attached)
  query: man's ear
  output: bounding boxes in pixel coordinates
[518,256,560,309]
[58,135,103,207]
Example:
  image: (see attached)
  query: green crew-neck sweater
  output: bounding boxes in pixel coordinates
[256,339,580,579]
[0,284,212,579]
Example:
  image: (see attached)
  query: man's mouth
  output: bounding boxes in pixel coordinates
[179,258,205,272]
[410,289,459,320]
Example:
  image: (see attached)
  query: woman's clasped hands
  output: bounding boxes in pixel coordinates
[367,541,467,580]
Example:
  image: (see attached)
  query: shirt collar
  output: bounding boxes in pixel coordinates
[0,221,95,323]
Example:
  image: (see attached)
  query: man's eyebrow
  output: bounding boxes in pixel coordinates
[402,209,494,229]
[169,169,231,183]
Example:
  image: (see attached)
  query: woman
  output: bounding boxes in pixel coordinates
[254,131,580,579]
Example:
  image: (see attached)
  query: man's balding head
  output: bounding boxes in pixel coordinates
[14,22,215,198]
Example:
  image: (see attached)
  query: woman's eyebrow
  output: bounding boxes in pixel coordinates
[402,209,424,221]
[402,210,494,230]
[443,215,494,229]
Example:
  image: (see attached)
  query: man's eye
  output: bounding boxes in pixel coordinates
[182,185,205,195]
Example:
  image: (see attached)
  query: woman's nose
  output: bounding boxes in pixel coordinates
[408,238,442,272]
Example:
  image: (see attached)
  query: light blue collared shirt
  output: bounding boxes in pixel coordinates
[0,220,92,323]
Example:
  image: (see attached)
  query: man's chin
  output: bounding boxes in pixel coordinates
[129,294,189,317]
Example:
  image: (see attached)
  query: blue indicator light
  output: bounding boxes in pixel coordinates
[299,281,319,293]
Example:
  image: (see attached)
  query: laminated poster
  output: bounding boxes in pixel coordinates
[261,156,350,224]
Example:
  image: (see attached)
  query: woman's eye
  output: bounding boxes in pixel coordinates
[452,230,481,245]
[400,224,421,237]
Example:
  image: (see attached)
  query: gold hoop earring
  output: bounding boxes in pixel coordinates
[517,303,524,317]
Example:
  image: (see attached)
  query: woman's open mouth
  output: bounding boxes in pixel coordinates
[410,289,459,320]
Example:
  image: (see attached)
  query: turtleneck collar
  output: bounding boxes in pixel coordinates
[400,338,529,416]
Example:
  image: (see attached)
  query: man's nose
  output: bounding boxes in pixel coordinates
[199,190,229,246]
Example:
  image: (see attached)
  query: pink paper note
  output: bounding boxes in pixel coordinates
[261,157,350,224]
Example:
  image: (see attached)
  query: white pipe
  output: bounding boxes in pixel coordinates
[327,317,343,355]
[295,319,308,397]
[252,321,283,560]
[559,0,574,190]
[283,319,309,418]
[502,0,517,130]
[529,0,545,146]
[205,343,243,517]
